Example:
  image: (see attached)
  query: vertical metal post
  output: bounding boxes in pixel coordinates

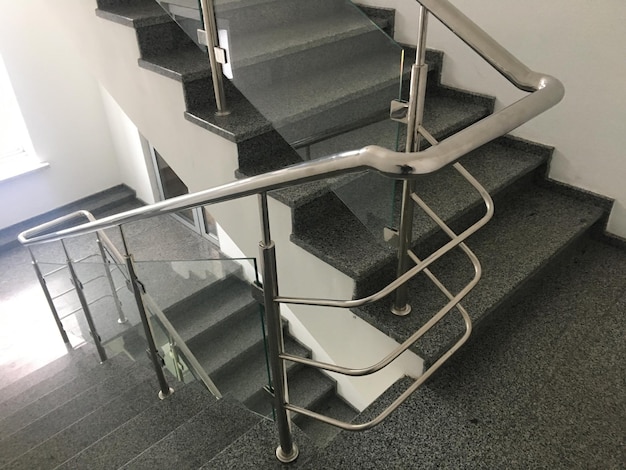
[95,234,127,324]
[199,0,229,116]
[125,254,173,400]
[28,247,70,345]
[258,193,299,463]
[62,241,108,362]
[392,5,430,316]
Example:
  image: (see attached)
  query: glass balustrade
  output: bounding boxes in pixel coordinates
[153,0,409,247]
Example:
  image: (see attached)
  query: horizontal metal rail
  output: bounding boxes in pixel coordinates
[279,162,489,375]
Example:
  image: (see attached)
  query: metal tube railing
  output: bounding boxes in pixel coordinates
[17,0,565,460]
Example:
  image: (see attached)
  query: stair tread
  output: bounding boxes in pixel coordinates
[291,137,546,281]
[239,49,402,129]
[215,336,308,405]
[95,0,171,28]
[229,13,382,69]
[0,360,154,467]
[202,418,317,469]
[121,397,260,469]
[354,186,605,364]
[6,378,159,470]
[188,304,263,376]
[272,91,494,211]
[0,347,98,414]
[165,275,257,342]
[318,242,626,468]
[0,354,134,436]
[139,45,211,82]
[295,394,358,447]
[288,366,336,411]
[57,381,215,470]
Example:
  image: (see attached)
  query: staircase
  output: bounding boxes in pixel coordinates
[7,0,622,467]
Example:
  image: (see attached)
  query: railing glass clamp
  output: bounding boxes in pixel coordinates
[390,99,409,123]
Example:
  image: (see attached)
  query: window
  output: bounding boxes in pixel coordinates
[0,53,47,182]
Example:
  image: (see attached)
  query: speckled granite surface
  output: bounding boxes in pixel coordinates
[354,186,605,364]
[313,240,626,469]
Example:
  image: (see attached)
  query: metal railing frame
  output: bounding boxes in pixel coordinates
[18,0,564,462]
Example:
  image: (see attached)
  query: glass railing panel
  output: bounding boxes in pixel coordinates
[214,0,403,145]
[128,257,264,398]
[154,0,204,48]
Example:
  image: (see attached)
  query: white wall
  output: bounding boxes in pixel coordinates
[0,0,122,229]
[100,87,157,204]
[361,0,626,238]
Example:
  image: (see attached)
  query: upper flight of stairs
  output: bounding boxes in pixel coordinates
[9,0,618,465]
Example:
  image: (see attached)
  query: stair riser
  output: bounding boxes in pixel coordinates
[215,0,343,35]
[276,79,408,143]
[135,20,194,58]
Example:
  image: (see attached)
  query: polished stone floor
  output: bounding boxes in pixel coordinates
[0,212,224,386]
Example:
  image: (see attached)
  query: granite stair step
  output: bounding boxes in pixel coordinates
[290,137,547,286]
[0,353,134,435]
[164,274,257,343]
[0,359,154,467]
[270,88,495,213]
[202,419,317,469]
[295,393,359,447]
[213,335,308,407]
[227,16,398,92]
[354,186,605,365]
[95,0,171,28]
[187,302,264,377]
[0,347,98,415]
[120,396,261,469]
[316,241,625,467]
[5,377,160,470]
[57,381,216,470]
[214,0,344,33]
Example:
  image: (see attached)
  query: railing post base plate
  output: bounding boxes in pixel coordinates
[158,387,175,400]
[391,304,412,316]
[276,443,299,463]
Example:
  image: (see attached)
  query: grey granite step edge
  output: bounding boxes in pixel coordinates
[215,335,309,407]
[353,188,607,366]
[121,397,261,470]
[202,418,317,469]
[56,382,216,470]
[0,361,155,467]
[270,94,495,211]
[288,138,547,282]
[164,276,257,341]
[5,378,160,470]
[187,304,264,377]
[0,347,97,409]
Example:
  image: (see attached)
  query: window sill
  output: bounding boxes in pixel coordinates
[0,155,49,184]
